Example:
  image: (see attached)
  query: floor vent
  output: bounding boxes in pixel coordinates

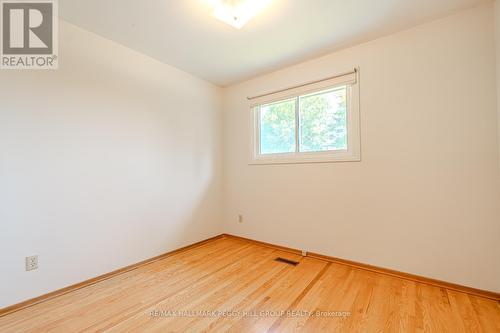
[274,257,299,266]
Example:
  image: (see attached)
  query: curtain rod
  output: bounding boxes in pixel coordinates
[246,68,357,101]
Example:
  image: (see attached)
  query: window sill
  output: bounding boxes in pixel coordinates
[248,151,361,165]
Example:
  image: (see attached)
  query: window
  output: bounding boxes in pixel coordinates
[250,70,360,164]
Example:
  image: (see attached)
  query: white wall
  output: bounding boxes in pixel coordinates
[222,4,500,292]
[0,21,222,308]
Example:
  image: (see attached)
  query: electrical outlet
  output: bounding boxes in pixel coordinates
[238,214,243,223]
[26,255,38,271]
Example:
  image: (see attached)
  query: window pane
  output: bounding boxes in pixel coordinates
[299,87,347,152]
[259,99,296,154]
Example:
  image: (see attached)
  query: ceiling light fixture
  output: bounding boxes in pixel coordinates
[210,0,271,29]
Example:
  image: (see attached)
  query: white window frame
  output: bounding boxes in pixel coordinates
[249,70,361,165]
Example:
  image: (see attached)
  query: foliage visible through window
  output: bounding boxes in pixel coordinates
[259,87,347,155]
[260,98,296,154]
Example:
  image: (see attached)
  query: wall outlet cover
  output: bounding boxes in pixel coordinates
[26,255,38,271]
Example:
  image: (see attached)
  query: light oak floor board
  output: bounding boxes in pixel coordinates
[0,237,499,332]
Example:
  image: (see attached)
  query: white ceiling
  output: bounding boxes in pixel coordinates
[60,0,490,86]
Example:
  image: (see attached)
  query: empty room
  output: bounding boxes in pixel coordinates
[1,0,500,332]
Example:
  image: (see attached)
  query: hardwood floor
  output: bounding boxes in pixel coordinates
[1,236,499,332]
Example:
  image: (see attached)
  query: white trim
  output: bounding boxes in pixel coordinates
[294,96,300,152]
[249,69,361,165]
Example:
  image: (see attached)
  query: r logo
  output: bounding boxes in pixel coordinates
[1,0,57,69]
[2,2,53,54]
